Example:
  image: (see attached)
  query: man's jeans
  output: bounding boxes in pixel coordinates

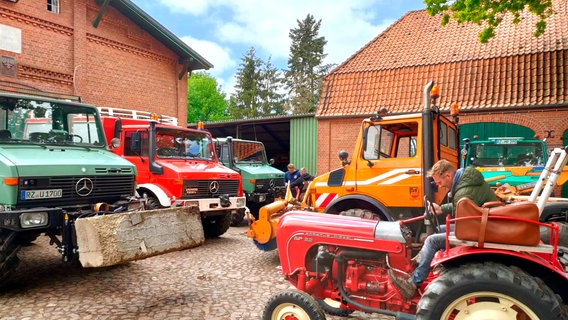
[411,224,454,286]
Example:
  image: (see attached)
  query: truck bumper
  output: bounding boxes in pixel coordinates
[172,196,246,215]
[0,207,63,231]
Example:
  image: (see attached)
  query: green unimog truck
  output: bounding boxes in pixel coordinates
[214,137,285,223]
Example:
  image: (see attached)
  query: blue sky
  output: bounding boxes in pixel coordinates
[132,0,427,95]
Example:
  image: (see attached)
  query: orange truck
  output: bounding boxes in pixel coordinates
[248,81,460,250]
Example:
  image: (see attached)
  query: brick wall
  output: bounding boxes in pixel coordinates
[0,0,188,126]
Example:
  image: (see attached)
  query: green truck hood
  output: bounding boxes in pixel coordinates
[236,164,284,179]
[0,145,135,176]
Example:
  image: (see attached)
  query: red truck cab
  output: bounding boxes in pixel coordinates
[99,107,245,237]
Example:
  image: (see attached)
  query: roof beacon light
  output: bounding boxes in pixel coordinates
[197,121,205,130]
[430,85,440,100]
[450,103,459,116]
[150,113,160,122]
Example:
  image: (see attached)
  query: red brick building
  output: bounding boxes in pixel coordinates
[0,0,211,126]
[316,1,568,174]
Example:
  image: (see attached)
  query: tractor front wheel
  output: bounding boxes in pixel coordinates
[417,262,566,320]
[263,289,326,320]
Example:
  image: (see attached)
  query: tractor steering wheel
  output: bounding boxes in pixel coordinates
[424,196,441,234]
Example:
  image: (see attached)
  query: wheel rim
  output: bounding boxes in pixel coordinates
[441,291,540,320]
[271,302,312,320]
[321,298,341,308]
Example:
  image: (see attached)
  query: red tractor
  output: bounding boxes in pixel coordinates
[263,148,568,320]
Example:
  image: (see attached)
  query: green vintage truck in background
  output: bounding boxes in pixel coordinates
[214,137,285,224]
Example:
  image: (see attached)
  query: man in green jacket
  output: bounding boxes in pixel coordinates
[389,159,497,298]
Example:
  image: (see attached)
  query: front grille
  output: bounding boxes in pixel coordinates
[182,180,240,199]
[17,175,135,209]
[255,178,285,192]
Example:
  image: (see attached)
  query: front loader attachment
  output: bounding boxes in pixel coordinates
[74,206,204,267]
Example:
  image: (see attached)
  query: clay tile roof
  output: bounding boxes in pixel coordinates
[317,0,568,118]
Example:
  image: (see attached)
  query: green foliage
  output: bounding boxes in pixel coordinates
[424,0,553,43]
[285,14,329,114]
[229,47,285,119]
[187,72,230,123]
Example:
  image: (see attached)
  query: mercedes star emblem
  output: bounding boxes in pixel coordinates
[209,181,220,194]
[269,179,275,187]
[75,178,94,197]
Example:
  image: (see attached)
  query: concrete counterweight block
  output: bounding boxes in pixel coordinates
[75,206,204,267]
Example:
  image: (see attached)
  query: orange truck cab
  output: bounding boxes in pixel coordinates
[304,82,460,222]
[99,107,246,237]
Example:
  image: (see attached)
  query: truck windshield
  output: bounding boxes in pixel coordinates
[232,141,267,164]
[155,128,213,160]
[0,96,105,147]
[467,141,545,167]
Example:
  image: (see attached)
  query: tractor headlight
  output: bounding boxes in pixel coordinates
[20,212,48,228]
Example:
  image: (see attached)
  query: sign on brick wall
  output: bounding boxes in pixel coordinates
[0,23,21,54]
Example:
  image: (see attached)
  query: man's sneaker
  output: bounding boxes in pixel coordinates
[388,269,417,299]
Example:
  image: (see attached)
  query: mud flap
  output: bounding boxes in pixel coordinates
[74,206,204,267]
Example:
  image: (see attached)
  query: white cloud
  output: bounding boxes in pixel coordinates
[156,0,422,94]
[179,36,236,78]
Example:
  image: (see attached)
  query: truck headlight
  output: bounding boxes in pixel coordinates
[20,212,48,228]
[258,194,266,202]
[236,198,245,207]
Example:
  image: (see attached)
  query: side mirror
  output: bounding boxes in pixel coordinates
[110,137,121,149]
[130,132,141,152]
[338,150,350,166]
[269,158,275,165]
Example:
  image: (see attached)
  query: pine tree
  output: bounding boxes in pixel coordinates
[285,14,328,114]
[228,47,262,119]
[258,57,285,116]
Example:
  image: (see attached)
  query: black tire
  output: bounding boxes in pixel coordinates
[202,212,231,238]
[339,208,381,220]
[230,208,246,226]
[541,221,568,248]
[144,195,163,210]
[263,289,326,320]
[0,230,21,286]
[316,298,353,317]
[417,262,567,320]
[247,202,263,220]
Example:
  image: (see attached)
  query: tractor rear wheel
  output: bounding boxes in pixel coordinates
[263,289,326,320]
[0,229,21,286]
[202,212,231,238]
[339,208,381,220]
[417,262,566,320]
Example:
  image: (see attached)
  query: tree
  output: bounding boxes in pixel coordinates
[258,57,285,116]
[228,47,263,119]
[285,14,328,114]
[187,72,230,123]
[424,0,554,43]
[229,48,286,119]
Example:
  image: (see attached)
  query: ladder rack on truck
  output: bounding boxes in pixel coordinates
[98,107,178,126]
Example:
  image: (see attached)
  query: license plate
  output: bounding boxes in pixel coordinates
[21,189,63,200]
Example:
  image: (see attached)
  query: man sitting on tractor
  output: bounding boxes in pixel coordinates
[389,159,497,298]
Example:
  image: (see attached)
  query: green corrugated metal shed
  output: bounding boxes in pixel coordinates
[290,117,318,176]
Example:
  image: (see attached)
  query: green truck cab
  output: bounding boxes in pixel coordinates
[0,92,138,283]
[214,137,285,220]
[462,137,547,191]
